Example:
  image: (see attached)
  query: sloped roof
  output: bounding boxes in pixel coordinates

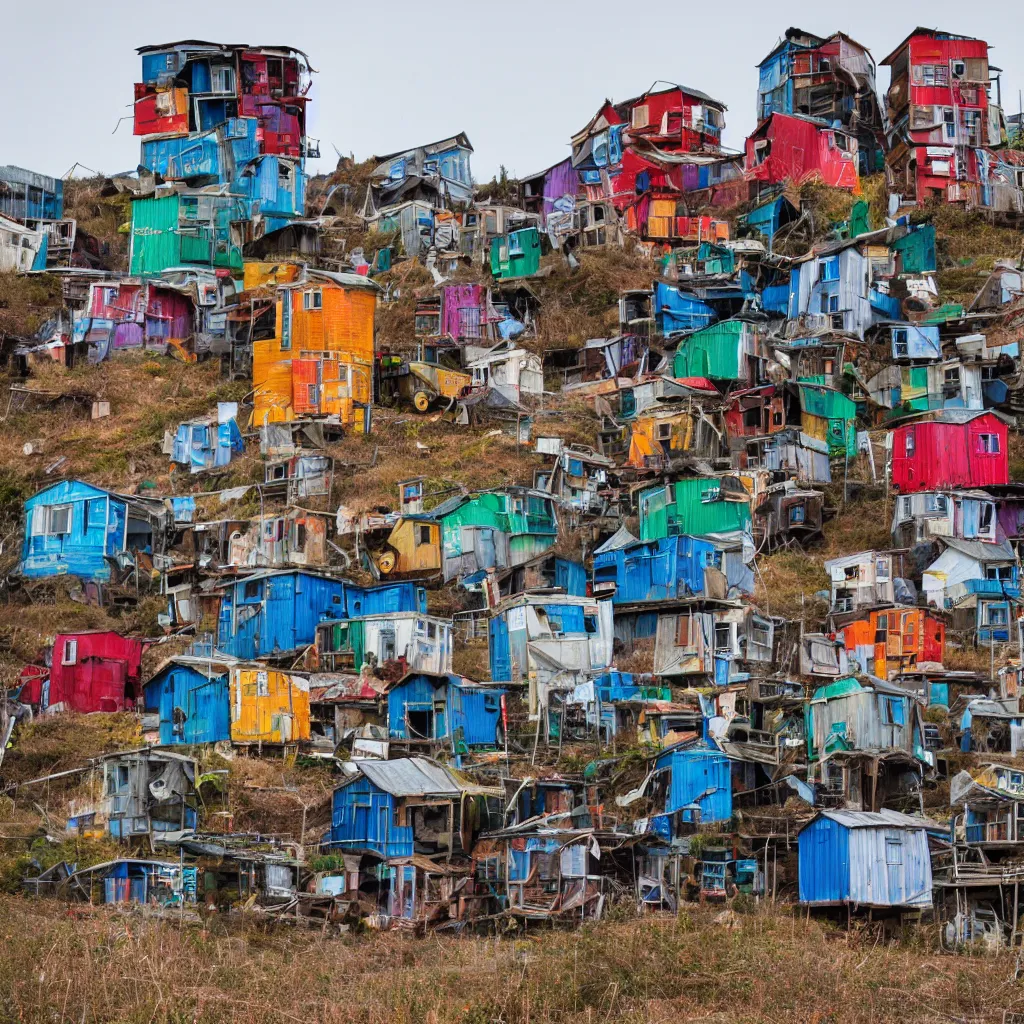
[354,757,463,798]
[938,537,1017,563]
[813,809,939,830]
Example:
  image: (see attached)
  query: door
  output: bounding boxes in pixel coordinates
[477,528,496,571]
[884,833,904,904]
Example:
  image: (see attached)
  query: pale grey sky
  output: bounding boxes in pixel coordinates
[4,0,1023,182]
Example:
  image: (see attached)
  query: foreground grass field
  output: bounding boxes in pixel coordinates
[0,896,1020,1023]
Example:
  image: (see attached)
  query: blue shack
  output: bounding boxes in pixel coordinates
[387,673,506,753]
[215,570,426,660]
[593,534,720,606]
[652,282,716,334]
[20,480,168,582]
[798,810,935,908]
[170,403,244,474]
[649,747,732,838]
[143,656,233,745]
[328,757,477,859]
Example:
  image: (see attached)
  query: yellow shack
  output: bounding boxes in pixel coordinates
[252,269,379,432]
[229,666,311,745]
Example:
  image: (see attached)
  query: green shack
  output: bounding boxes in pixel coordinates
[672,319,756,381]
[129,192,245,276]
[638,477,752,542]
[490,227,542,280]
[889,224,936,275]
[433,487,558,581]
[797,384,857,459]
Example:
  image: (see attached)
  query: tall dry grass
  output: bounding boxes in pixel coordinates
[0,898,1019,1023]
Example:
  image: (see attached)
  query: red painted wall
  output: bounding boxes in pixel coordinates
[43,632,148,713]
[890,414,1009,493]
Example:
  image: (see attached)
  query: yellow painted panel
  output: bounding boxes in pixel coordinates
[243,262,300,290]
[229,668,310,744]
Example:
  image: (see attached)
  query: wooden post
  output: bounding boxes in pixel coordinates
[1013,878,1020,948]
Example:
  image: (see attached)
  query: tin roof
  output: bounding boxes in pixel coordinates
[812,809,939,830]
[355,757,464,798]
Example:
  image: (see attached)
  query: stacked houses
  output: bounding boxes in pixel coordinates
[9,25,1024,943]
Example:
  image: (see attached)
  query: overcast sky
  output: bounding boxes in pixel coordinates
[5,0,1024,183]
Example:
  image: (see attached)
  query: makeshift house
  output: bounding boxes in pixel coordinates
[890,490,1001,549]
[752,480,826,551]
[619,747,732,840]
[638,477,751,542]
[227,509,329,569]
[889,411,1009,494]
[800,633,851,677]
[745,112,859,191]
[593,534,725,606]
[20,479,168,582]
[466,343,543,402]
[653,604,774,683]
[315,613,453,676]
[787,238,900,338]
[840,608,946,679]
[0,164,76,268]
[490,227,542,280]
[625,401,729,470]
[307,673,385,754]
[488,594,614,722]
[798,810,934,908]
[63,859,187,906]
[251,269,378,432]
[363,133,474,217]
[19,631,148,714]
[386,673,506,754]
[951,764,1024,849]
[534,444,614,515]
[671,319,763,384]
[824,551,896,614]
[228,665,310,745]
[327,757,501,924]
[0,212,45,271]
[71,749,197,839]
[167,403,244,474]
[755,30,883,175]
[214,570,426,660]
[957,698,1024,754]
[563,671,671,742]
[880,29,1001,206]
[922,538,1019,630]
[739,430,831,484]
[652,282,717,333]
[143,656,233,746]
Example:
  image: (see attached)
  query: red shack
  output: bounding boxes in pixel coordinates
[890,410,1009,494]
[19,632,149,714]
[745,112,859,190]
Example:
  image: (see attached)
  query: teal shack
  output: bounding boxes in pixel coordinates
[638,477,752,542]
[491,227,542,280]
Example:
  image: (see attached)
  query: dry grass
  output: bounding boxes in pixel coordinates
[0,900,1018,1023]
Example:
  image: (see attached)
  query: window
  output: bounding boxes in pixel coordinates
[211,66,235,94]
[901,496,912,519]
[819,57,831,72]
[818,257,840,282]
[714,623,732,651]
[61,639,78,665]
[244,580,262,600]
[943,108,956,140]
[583,614,598,635]
[416,524,432,546]
[256,671,269,697]
[986,564,1014,583]
[904,431,916,456]
[828,294,840,313]
[978,433,1001,454]
[925,493,948,515]
[883,697,906,727]
[979,503,995,534]
[656,422,673,441]
[893,328,909,357]
[631,104,650,129]
[984,603,1009,626]
[293,523,306,552]
[951,60,966,80]
[922,64,949,86]
[427,621,437,640]
[46,505,72,536]
[790,505,806,524]
[303,290,322,310]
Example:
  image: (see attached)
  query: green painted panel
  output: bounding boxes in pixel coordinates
[129,195,181,276]
[673,320,743,380]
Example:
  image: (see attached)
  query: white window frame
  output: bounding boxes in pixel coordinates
[47,504,72,536]
[303,289,323,311]
[61,638,78,665]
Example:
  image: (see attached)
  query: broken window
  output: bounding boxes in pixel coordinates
[416,524,432,546]
[714,623,731,651]
[293,523,306,552]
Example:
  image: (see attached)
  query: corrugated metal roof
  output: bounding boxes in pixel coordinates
[939,537,1017,563]
[816,809,938,830]
[356,757,463,797]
